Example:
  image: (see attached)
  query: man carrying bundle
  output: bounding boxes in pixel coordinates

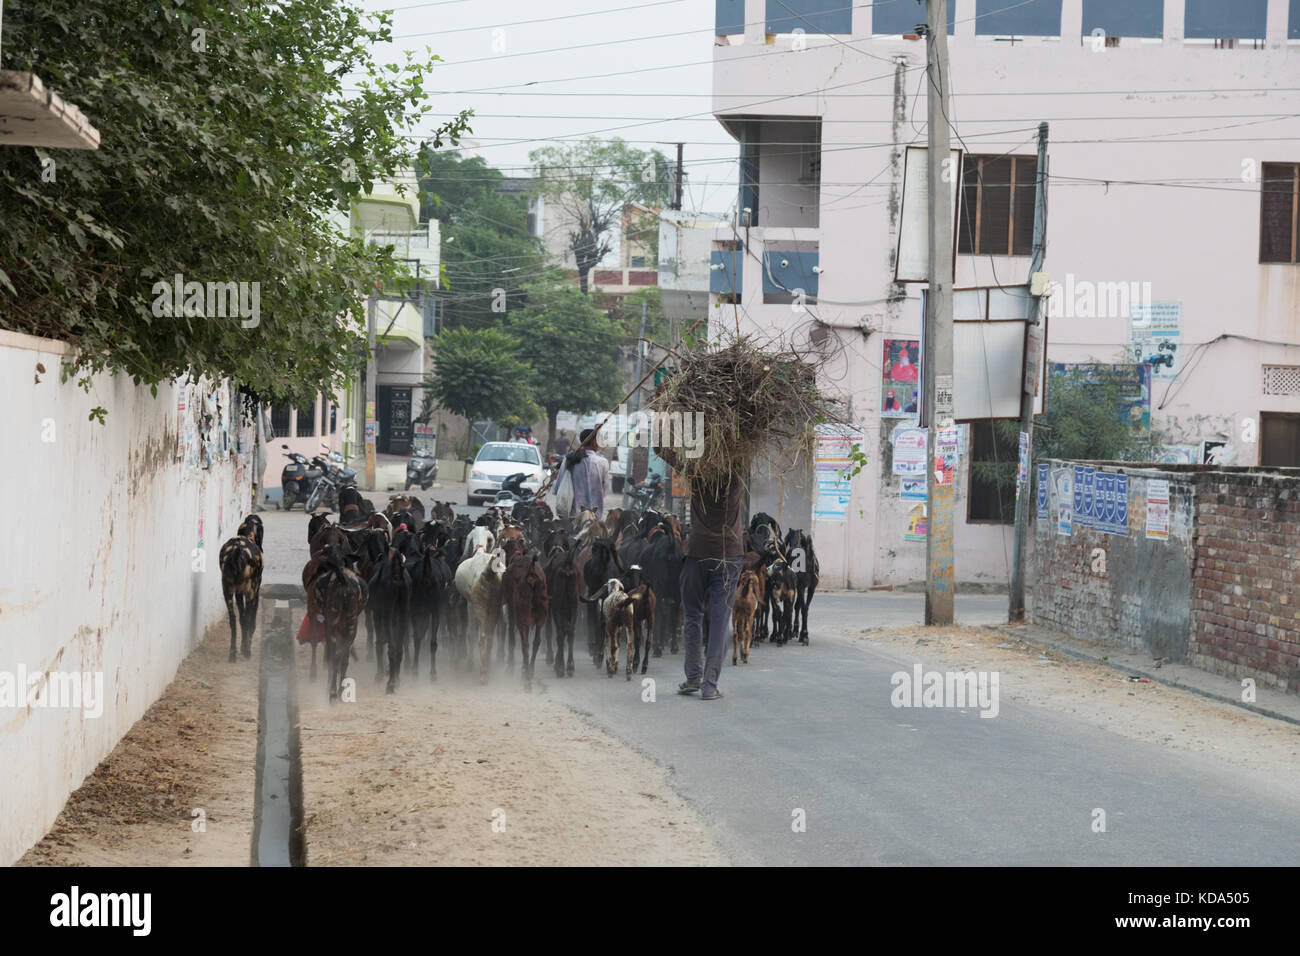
[649,338,836,701]
[655,443,743,702]
[554,427,609,518]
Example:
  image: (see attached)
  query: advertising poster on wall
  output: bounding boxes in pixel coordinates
[1073,465,1095,528]
[882,339,921,418]
[1202,440,1228,465]
[1016,431,1028,500]
[813,423,864,522]
[905,503,927,541]
[1036,463,1048,520]
[1129,302,1181,380]
[1052,467,1073,536]
[935,426,959,486]
[1146,479,1170,540]
[900,477,927,501]
[892,427,928,476]
[1092,472,1130,536]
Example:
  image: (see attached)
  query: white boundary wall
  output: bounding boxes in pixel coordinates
[0,330,252,865]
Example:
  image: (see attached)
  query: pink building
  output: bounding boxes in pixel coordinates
[709,0,1300,588]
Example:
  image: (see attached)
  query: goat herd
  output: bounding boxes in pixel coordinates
[219,487,820,703]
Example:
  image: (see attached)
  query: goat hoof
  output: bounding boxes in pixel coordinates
[228,651,238,663]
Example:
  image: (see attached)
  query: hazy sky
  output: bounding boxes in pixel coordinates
[356,0,741,215]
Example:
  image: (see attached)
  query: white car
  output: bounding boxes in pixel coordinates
[466,442,543,506]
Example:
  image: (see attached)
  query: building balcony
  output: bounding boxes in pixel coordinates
[375,298,424,350]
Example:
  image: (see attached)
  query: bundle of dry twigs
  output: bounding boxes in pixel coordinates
[649,335,840,489]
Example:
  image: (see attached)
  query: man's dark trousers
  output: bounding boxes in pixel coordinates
[680,555,743,694]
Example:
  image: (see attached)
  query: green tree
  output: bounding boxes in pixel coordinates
[529,138,671,293]
[507,270,622,452]
[417,150,545,331]
[603,286,671,346]
[0,0,470,409]
[421,327,534,449]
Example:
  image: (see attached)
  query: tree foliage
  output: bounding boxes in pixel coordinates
[603,286,671,347]
[529,138,671,293]
[0,0,469,406]
[507,269,623,451]
[417,150,545,331]
[421,326,533,427]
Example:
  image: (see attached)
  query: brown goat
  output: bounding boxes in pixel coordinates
[732,570,761,665]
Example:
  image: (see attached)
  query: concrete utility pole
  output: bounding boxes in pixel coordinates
[623,298,648,510]
[1009,122,1050,622]
[924,0,955,625]
[365,291,377,490]
[672,142,684,211]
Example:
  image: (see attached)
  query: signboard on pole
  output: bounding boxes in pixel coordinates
[894,146,963,283]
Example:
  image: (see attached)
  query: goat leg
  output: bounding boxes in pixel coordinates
[224,588,239,663]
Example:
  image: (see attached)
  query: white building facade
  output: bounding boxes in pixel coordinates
[709,0,1300,589]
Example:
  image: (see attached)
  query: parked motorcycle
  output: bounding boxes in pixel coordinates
[280,444,323,511]
[405,449,438,490]
[304,448,357,513]
[628,472,664,517]
[492,472,536,513]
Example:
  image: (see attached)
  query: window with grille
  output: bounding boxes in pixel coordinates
[295,400,317,437]
[967,422,1018,524]
[1260,163,1299,264]
[957,155,1037,257]
[270,403,292,438]
[1263,365,1300,395]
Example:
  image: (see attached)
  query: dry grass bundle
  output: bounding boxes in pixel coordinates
[649,335,841,489]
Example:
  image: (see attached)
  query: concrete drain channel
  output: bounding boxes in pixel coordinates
[252,599,305,866]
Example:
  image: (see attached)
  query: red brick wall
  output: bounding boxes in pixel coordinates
[1190,474,1300,692]
[1033,461,1300,694]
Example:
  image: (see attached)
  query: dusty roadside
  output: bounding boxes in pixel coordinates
[296,644,728,866]
[854,623,1300,781]
[18,621,259,866]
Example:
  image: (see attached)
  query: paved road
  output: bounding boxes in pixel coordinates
[538,593,1300,866]
[255,509,1300,865]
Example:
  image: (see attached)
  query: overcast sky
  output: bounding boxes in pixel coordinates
[356,0,741,215]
